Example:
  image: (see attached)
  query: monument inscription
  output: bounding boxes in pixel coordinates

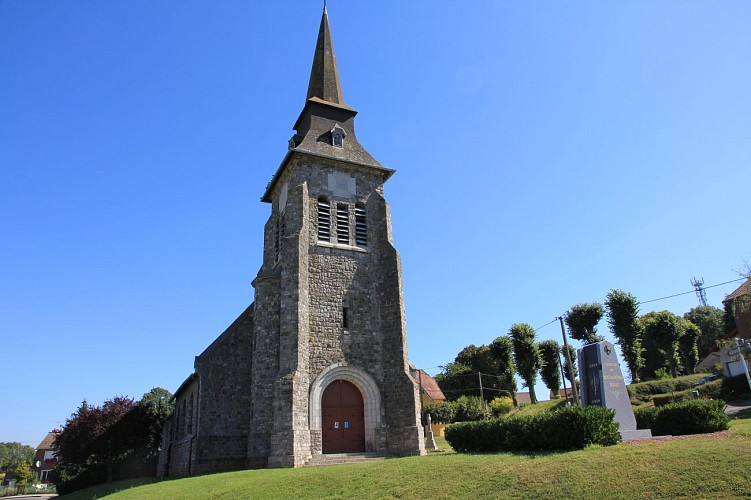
[578,341,652,441]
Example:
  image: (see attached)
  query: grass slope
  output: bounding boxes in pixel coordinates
[63,413,751,500]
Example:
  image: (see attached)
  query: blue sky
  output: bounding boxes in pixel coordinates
[2,1,750,446]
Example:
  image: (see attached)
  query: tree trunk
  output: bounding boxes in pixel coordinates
[528,381,537,404]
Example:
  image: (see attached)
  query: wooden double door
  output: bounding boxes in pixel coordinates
[321,379,365,454]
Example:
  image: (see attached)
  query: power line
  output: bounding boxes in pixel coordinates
[639,277,745,305]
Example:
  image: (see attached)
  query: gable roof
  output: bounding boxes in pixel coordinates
[36,431,58,450]
[724,277,751,303]
[412,369,446,403]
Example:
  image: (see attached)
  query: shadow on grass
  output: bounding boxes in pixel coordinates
[58,477,168,499]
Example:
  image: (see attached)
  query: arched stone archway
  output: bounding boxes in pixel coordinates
[309,364,382,453]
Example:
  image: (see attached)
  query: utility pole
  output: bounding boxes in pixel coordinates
[559,316,580,405]
[559,351,570,405]
[478,372,487,415]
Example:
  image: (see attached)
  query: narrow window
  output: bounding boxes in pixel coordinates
[343,307,349,329]
[274,211,285,264]
[355,203,367,247]
[317,197,330,242]
[336,204,349,244]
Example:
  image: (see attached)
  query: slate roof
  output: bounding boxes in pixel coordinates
[261,7,392,203]
[306,6,347,107]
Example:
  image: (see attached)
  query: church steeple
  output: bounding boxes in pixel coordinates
[263,6,391,203]
[306,7,345,106]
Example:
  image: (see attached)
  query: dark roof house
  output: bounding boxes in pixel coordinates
[723,277,751,340]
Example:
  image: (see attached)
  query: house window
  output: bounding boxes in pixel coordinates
[336,204,349,244]
[343,307,350,329]
[41,469,51,482]
[355,203,367,247]
[317,197,330,242]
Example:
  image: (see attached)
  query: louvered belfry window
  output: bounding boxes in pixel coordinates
[275,211,286,264]
[336,204,349,244]
[355,203,367,247]
[317,197,330,242]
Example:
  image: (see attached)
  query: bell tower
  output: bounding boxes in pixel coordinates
[247,7,425,467]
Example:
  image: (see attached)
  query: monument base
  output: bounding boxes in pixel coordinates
[424,429,437,450]
[620,429,653,441]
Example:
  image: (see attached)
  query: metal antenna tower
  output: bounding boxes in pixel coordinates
[691,276,707,306]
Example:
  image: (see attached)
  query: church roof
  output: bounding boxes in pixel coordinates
[306,6,349,109]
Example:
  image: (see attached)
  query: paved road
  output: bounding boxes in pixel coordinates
[726,399,751,415]
[2,496,56,500]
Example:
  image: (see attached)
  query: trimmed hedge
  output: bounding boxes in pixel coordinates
[635,399,729,436]
[445,406,620,453]
[627,374,707,400]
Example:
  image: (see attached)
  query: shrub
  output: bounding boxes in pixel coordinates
[445,406,620,453]
[634,406,659,430]
[488,396,514,417]
[423,401,457,425]
[635,399,729,436]
[627,374,708,399]
[454,395,487,422]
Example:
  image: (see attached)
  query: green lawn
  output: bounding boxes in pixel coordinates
[61,412,751,500]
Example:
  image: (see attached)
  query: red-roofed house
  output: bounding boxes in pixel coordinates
[409,365,446,408]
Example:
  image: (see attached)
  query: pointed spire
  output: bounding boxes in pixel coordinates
[306,6,345,105]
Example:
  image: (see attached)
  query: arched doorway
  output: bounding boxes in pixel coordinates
[321,379,365,454]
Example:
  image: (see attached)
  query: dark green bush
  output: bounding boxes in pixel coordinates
[422,401,457,425]
[454,395,487,422]
[635,399,729,436]
[634,406,659,430]
[445,406,620,453]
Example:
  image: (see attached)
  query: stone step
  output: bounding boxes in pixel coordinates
[303,452,385,467]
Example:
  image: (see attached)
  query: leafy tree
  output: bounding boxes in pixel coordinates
[53,389,172,494]
[14,461,35,492]
[724,300,738,336]
[0,442,35,472]
[538,339,561,397]
[605,290,643,382]
[433,362,476,401]
[561,344,578,388]
[509,323,542,404]
[141,387,174,449]
[564,303,605,345]
[684,306,726,360]
[488,335,517,401]
[678,319,701,373]
[639,311,686,378]
[435,341,516,402]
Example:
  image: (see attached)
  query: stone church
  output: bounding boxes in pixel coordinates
[157,8,425,475]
